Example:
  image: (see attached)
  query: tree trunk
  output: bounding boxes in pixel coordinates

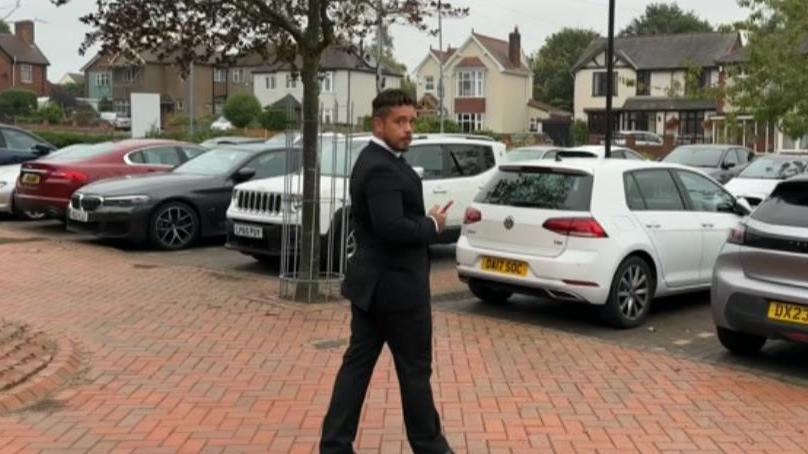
[296,52,322,300]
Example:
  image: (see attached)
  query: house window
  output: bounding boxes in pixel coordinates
[636,71,651,96]
[528,118,542,133]
[592,71,618,97]
[231,69,243,84]
[214,68,227,83]
[122,67,137,84]
[425,76,435,91]
[381,77,387,89]
[679,111,705,139]
[457,71,484,98]
[321,107,333,125]
[95,71,111,87]
[456,113,484,132]
[266,74,276,90]
[114,99,131,117]
[20,64,32,84]
[286,73,297,89]
[700,69,712,89]
[320,71,333,92]
[175,99,185,112]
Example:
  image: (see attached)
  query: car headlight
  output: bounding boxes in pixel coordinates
[102,195,151,207]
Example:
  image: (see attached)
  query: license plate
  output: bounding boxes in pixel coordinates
[68,207,89,223]
[768,301,808,325]
[233,223,263,239]
[21,173,40,184]
[481,256,528,277]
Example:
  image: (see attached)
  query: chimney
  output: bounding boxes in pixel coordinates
[15,20,34,45]
[508,26,521,67]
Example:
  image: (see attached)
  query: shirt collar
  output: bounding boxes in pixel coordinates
[371,136,401,158]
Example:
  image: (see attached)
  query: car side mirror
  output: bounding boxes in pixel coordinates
[32,144,53,156]
[233,167,256,183]
[722,161,736,170]
[412,166,425,179]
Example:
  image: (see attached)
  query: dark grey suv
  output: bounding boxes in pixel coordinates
[711,176,808,354]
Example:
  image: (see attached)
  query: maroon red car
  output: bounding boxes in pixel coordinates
[14,139,205,219]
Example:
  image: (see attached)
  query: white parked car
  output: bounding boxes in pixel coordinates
[456,159,751,328]
[724,153,808,207]
[614,130,664,147]
[0,164,46,219]
[210,116,234,131]
[225,134,507,263]
[200,136,265,148]
[568,145,647,160]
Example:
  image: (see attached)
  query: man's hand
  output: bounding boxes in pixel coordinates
[428,204,448,233]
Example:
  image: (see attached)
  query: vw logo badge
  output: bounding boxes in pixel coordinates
[503,216,514,230]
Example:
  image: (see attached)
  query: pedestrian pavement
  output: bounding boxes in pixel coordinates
[0,228,807,453]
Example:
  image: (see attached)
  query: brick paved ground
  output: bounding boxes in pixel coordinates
[1,230,808,453]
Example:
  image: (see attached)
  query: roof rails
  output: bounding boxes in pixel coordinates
[412,133,496,142]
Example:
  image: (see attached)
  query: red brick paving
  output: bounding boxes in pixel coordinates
[1,231,808,453]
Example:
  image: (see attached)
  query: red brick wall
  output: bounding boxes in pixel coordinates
[0,54,49,96]
[454,98,486,114]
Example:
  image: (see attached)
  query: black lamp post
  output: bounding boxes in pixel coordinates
[605,0,616,158]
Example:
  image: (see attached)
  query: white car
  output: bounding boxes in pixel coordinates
[210,116,234,131]
[568,145,647,160]
[0,164,45,219]
[614,130,664,147]
[724,153,808,207]
[456,159,751,328]
[200,136,264,148]
[225,134,507,264]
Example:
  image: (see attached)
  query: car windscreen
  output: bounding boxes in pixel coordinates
[320,137,370,177]
[475,166,593,210]
[507,149,544,161]
[738,157,808,180]
[752,181,808,228]
[663,147,725,167]
[44,142,117,162]
[173,148,252,175]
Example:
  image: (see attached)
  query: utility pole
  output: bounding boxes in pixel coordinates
[604,0,615,158]
[375,0,384,94]
[438,0,444,133]
[189,61,196,135]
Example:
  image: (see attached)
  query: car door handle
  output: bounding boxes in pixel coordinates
[645,223,661,229]
[702,223,714,228]
[432,188,448,194]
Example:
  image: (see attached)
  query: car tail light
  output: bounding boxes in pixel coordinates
[463,207,482,225]
[727,224,747,245]
[543,217,608,238]
[51,170,88,184]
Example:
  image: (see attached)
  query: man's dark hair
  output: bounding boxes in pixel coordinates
[372,89,416,118]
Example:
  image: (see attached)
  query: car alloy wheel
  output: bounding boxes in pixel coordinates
[23,210,47,220]
[602,256,654,329]
[150,202,199,250]
[345,228,357,259]
[617,264,650,321]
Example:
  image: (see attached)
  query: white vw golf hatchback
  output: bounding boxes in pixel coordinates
[456,159,751,328]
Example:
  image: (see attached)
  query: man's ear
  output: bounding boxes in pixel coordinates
[372,115,384,132]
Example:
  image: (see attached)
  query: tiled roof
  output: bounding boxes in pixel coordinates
[472,32,529,73]
[0,33,48,65]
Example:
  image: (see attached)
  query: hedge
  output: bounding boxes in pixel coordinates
[36,131,122,148]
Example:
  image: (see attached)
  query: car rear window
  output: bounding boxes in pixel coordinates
[46,142,118,162]
[475,166,593,210]
[752,181,808,228]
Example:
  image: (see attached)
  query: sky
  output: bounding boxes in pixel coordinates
[10,0,751,83]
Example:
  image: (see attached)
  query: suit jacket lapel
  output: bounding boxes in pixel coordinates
[368,141,423,189]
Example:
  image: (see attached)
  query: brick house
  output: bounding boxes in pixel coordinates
[0,21,50,96]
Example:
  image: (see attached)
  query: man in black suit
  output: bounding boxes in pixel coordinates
[320,90,452,454]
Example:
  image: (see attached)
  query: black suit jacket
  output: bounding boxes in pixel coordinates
[341,140,438,312]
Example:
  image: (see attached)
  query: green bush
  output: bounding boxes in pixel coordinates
[98,97,113,112]
[571,119,589,146]
[35,131,119,148]
[167,113,190,129]
[36,104,64,124]
[72,103,100,126]
[223,93,261,128]
[0,89,37,119]
[258,109,288,131]
[414,116,460,133]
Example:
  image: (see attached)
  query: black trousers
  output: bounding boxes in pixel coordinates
[320,303,450,454]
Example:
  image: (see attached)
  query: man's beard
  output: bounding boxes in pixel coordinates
[386,137,411,152]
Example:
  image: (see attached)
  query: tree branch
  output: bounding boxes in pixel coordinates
[246,0,305,43]
[1,0,22,21]
[317,0,335,53]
